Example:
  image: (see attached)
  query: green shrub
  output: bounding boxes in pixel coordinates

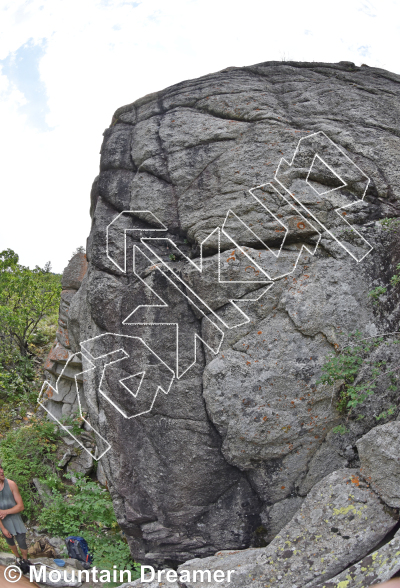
[38,473,139,576]
[0,249,61,358]
[38,473,116,536]
[0,418,61,518]
[0,352,38,404]
[0,534,9,552]
[319,330,400,417]
[368,285,387,304]
[0,249,61,408]
[368,263,400,305]
[375,405,396,422]
[317,331,388,413]
[331,424,348,435]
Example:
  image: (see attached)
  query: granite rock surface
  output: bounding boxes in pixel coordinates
[129,469,399,587]
[58,60,400,566]
[357,421,400,508]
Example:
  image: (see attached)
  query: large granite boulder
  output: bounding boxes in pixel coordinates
[63,61,400,566]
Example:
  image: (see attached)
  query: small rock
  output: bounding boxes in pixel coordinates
[66,448,93,480]
[261,496,304,543]
[61,252,88,290]
[33,478,53,504]
[0,552,16,565]
[96,460,107,486]
[58,450,75,468]
[48,537,65,551]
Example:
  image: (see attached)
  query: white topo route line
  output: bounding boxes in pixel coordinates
[41,131,375,458]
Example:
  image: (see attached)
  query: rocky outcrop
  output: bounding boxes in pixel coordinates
[357,421,400,508]
[42,252,105,483]
[313,526,400,588]
[44,251,88,422]
[131,468,399,587]
[59,60,400,567]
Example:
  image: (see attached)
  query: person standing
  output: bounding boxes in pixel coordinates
[0,463,30,565]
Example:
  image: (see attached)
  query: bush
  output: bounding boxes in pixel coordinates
[317,331,383,412]
[318,329,400,418]
[0,351,38,404]
[38,473,139,576]
[0,249,61,408]
[0,534,9,552]
[0,421,139,578]
[0,417,61,518]
[319,258,400,418]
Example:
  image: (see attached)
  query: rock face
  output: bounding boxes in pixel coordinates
[44,251,88,422]
[42,252,101,482]
[61,60,400,567]
[131,469,399,588]
[172,469,398,588]
[357,421,400,508]
[260,496,304,544]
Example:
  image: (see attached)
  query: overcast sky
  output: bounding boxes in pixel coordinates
[0,0,399,273]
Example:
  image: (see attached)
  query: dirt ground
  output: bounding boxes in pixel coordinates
[0,564,40,588]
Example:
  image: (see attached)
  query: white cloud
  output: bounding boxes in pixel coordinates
[0,0,399,272]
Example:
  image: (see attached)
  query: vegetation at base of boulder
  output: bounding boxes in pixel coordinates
[0,417,62,518]
[0,534,9,551]
[0,419,139,578]
[38,473,139,576]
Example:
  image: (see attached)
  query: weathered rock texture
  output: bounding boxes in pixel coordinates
[44,251,88,422]
[42,252,106,483]
[131,469,400,588]
[357,421,400,508]
[61,60,400,567]
[313,526,400,588]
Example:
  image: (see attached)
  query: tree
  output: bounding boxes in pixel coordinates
[71,246,85,258]
[0,249,62,357]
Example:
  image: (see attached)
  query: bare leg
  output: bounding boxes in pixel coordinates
[9,544,19,558]
[21,549,28,560]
